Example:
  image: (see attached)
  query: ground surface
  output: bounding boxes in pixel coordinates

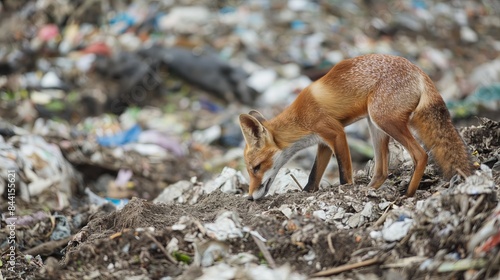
[1,119,499,280]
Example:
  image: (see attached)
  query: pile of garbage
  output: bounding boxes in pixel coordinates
[0,0,498,208]
[0,0,499,279]
[58,114,500,278]
[0,120,80,209]
[1,0,500,118]
[0,118,496,279]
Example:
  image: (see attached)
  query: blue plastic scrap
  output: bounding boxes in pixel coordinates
[97,124,142,147]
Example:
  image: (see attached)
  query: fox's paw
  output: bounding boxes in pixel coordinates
[302,183,318,193]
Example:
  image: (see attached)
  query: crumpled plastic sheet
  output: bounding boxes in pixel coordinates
[453,164,496,195]
[266,168,309,196]
[0,132,79,206]
[195,262,306,280]
[468,202,500,255]
[153,167,248,205]
[204,211,243,241]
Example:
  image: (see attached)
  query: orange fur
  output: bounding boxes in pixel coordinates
[240,54,472,200]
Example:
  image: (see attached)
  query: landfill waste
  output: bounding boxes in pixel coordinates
[138,46,257,105]
[0,0,499,279]
[154,167,248,205]
[0,123,81,209]
[1,119,498,279]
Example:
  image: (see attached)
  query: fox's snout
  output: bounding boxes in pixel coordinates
[247,177,273,201]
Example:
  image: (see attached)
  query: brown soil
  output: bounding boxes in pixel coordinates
[1,119,499,280]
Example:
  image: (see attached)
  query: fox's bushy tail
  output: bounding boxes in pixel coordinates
[411,82,473,179]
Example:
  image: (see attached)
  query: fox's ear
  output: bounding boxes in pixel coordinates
[239,114,268,147]
[248,110,266,123]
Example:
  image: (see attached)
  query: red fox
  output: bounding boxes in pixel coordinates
[240,54,472,200]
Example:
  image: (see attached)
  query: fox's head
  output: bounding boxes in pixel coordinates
[239,110,282,200]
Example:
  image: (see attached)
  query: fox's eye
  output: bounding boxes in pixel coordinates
[252,164,261,174]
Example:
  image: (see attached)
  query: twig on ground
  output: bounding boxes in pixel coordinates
[289,174,303,190]
[23,235,73,256]
[467,194,485,218]
[311,257,380,277]
[144,232,178,264]
[374,200,395,227]
[380,256,427,268]
[327,232,336,255]
[251,234,276,268]
[44,215,57,239]
[437,258,487,272]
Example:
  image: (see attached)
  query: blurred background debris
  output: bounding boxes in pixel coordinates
[0,0,499,279]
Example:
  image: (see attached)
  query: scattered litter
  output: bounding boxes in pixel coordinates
[97,124,142,147]
[50,215,72,241]
[0,1,498,279]
[203,167,248,194]
[380,218,414,242]
[266,168,308,196]
[204,211,243,241]
[153,181,193,204]
[0,131,80,208]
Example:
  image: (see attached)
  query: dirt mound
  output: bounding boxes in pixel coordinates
[2,119,499,280]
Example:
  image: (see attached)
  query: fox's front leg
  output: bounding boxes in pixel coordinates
[303,144,332,192]
[316,122,354,185]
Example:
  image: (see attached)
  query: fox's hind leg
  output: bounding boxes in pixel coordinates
[370,116,427,196]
